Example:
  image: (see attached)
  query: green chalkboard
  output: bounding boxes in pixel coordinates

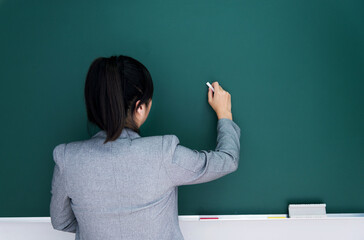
[0,0,363,217]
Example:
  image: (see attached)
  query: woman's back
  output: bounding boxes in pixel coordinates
[51,119,240,240]
[50,55,240,239]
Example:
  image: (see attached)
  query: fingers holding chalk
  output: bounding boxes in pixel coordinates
[206,82,215,92]
[206,81,233,120]
[208,85,213,103]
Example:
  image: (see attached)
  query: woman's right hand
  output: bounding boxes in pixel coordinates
[208,82,233,120]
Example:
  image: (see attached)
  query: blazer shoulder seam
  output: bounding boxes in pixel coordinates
[62,143,72,197]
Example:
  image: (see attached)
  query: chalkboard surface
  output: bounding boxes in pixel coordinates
[0,0,363,217]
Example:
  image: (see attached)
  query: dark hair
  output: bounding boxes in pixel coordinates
[84,55,153,144]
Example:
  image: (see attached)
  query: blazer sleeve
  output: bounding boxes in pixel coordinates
[50,143,78,233]
[162,118,241,186]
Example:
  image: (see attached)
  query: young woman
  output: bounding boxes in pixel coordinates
[50,55,240,240]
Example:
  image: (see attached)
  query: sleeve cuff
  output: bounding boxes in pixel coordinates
[217,118,241,138]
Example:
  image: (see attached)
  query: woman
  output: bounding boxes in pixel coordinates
[50,55,240,240]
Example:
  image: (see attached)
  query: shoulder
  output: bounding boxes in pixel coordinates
[133,134,180,153]
[161,134,179,147]
[52,143,67,170]
[161,135,180,159]
[52,140,84,164]
[132,134,179,145]
[53,143,66,159]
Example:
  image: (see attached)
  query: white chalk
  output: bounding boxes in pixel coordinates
[206,82,215,92]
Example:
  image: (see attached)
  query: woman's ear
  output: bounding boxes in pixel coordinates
[134,100,147,119]
[135,100,140,112]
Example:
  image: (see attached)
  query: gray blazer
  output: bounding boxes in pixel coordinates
[50,118,241,240]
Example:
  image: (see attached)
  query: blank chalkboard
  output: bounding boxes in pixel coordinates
[0,0,363,217]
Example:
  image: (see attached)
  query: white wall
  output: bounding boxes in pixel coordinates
[1,214,364,240]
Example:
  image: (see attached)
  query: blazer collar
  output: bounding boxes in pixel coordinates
[92,127,140,140]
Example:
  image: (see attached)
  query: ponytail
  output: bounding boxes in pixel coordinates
[84,55,154,143]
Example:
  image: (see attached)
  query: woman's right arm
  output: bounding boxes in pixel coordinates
[162,82,241,186]
[162,118,240,186]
